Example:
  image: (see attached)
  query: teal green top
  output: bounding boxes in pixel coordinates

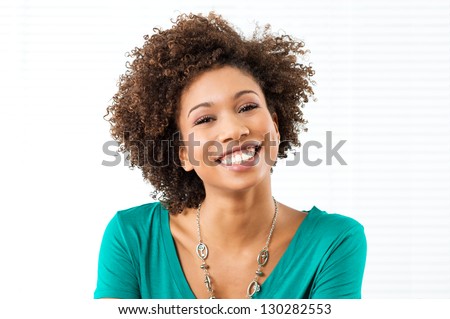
[94,202,366,299]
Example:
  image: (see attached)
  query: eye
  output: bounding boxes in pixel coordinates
[238,103,259,113]
[194,115,215,126]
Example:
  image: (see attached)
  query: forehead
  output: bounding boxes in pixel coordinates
[180,66,263,108]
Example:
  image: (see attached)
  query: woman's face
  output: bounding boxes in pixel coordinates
[177,66,280,193]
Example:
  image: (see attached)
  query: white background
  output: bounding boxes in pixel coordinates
[1,0,449,315]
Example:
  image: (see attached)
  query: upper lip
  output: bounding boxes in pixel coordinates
[216,141,261,161]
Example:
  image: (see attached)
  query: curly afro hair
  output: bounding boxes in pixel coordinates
[105,12,315,213]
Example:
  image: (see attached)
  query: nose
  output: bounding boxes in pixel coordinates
[217,114,250,143]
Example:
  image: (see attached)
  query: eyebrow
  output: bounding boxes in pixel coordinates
[187,90,259,118]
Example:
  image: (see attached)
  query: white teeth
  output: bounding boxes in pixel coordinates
[220,146,258,165]
[241,153,252,161]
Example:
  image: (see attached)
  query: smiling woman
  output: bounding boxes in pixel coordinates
[94,12,366,299]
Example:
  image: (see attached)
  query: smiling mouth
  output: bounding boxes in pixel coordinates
[216,144,262,165]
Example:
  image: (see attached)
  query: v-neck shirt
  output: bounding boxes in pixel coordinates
[94,201,366,299]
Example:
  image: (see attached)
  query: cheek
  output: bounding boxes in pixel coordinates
[259,128,279,164]
[188,135,222,168]
[269,138,280,161]
[257,116,279,141]
[266,122,280,160]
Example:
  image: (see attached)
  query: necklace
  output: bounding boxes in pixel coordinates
[195,197,278,299]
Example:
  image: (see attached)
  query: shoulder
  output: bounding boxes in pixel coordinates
[308,206,363,230]
[108,201,168,236]
[306,206,365,242]
[115,201,165,221]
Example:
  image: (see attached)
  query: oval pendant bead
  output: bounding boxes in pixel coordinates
[257,249,269,266]
[196,243,209,260]
[255,270,264,276]
[247,280,261,298]
[200,264,209,269]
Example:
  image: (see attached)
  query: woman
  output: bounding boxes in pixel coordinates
[94,12,366,299]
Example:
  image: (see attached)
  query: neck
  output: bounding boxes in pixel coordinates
[198,184,276,249]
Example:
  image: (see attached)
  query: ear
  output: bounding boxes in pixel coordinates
[271,112,281,141]
[179,145,194,172]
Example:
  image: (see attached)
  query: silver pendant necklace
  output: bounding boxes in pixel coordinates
[195,197,278,299]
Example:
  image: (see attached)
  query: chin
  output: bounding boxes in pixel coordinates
[205,167,272,194]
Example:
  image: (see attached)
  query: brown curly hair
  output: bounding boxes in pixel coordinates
[105,12,315,213]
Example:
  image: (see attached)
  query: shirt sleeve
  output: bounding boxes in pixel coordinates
[310,223,367,299]
[94,213,141,299]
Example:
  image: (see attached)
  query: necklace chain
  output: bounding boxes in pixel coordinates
[195,197,278,299]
